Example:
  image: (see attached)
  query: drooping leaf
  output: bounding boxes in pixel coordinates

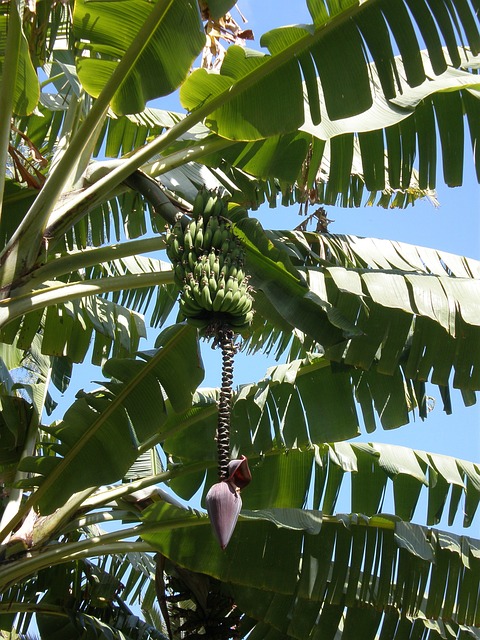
[73,0,205,115]
[181,4,480,140]
[243,232,480,398]
[232,216,360,347]
[1,295,147,366]
[17,323,203,513]
[165,385,480,525]
[141,503,480,635]
[0,3,40,116]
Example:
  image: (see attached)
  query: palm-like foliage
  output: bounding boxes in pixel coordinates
[0,0,479,638]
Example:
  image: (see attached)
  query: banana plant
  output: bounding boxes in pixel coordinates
[1,0,480,637]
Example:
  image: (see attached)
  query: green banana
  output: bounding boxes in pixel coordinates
[220,289,234,313]
[235,295,253,316]
[227,276,239,295]
[192,282,203,306]
[207,215,219,235]
[228,289,242,313]
[209,276,218,297]
[188,219,197,240]
[194,227,204,251]
[192,191,206,217]
[187,250,196,271]
[211,225,224,250]
[203,224,212,250]
[201,282,213,310]
[167,189,254,332]
[228,310,254,328]
[212,287,225,312]
[180,300,201,319]
[183,229,193,251]
[174,263,185,283]
[180,291,202,317]
[208,251,217,273]
[203,195,217,217]
[213,197,225,218]
[173,219,184,240]
[220,261,231,278]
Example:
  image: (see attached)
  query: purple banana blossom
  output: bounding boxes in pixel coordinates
[226,455,252,489]
[206,456,251,549]
[205,481,241,550]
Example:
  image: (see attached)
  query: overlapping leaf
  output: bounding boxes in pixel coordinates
[141,503,480,636]
[163,361,480,526]
[0,556,167,640]
[0,294,147,365]
[85,254,178,329]
[17,323,203,513]
[181,1,480,138]
[73,0,205,115]
[0,2,39,116]
[242,232,480,399]
[231,216,359,347]
[197,54,480,198]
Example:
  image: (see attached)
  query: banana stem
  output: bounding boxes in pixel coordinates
[216,327,235,480]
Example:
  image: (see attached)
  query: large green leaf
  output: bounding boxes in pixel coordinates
[243,232,480,398]
[180,1,480,140]
[0,2,39,116]
[0,294,147,365]
[163,373,480,525]
[141,503,480,636]
[24,90,438,215]
[85,254,178,330]
[195,68,480,201]
[231,216,359,347]
[163,356,365,488]
[17,323,203,513]
[0,181,38,248]
[0,333,54,486]
[73,0,205,115]
[0,557,168,640]
[0,388,33,472]
[0,238,180,363]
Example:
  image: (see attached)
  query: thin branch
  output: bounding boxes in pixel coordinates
[123,171,188,226]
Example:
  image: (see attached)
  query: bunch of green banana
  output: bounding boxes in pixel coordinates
[165,191,254,332]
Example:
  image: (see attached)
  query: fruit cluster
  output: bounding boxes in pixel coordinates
[165,192,253,332]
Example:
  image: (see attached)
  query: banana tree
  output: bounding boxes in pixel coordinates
[1,0,480,637]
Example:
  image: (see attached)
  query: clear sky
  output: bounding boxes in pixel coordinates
[48,1,479,533]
